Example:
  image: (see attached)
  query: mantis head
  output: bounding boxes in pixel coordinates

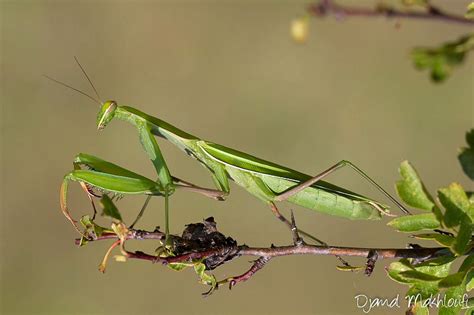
[97,100,118,130]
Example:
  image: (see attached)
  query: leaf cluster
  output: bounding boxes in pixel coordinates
[387,129,474,314]
[412,34,474,82]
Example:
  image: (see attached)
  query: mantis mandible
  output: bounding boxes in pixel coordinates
[52,59,410,245]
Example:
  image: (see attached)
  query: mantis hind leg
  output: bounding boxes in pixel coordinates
[269,202,326,245]
[273,160,411,215]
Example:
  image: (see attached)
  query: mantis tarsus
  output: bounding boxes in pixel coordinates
[52,58,410,247]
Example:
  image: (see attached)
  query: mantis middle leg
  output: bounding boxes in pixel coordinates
[129,176,227,229]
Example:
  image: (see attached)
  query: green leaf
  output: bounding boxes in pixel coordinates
[460,255,474,291]
[438,183,473,255]
[466,2,474,19]
[451,220,472,256]
[100,195,123,221]
[467,129,474,148]
[80,214,94,228]
[388,258,454,303]
[78,236,90,246]
[431,59,450,82]
[438,184,469,227]
[399,270,443,282]
[413,261,452,280]
[467,270,474,292]
[439,283,467,315]
[336,265,365,272]
[468,297,474,308]
[437,254,472,315]
[406,282,440,301]
[387,258,452,284]
[438,271,467,288]
[468,191,474,204]
[412,233,455,247]
[194,262,216,287]
[406,261,452,300]
[459,148,474,181]
[412,34,474,82]
[396,161,435,211]
[460,254,474,272]
[167,262,191,271]
[415,255,456,267]
[387,260,414,284]
[409,302,429,315]
[459,129,474,181]
[80,214,106,239]
[388,213,440,232]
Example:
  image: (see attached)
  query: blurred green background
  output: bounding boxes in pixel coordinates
[1,1,473,314]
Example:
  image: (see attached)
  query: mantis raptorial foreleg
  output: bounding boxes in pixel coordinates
[273,160,411,215]
[60,153,165,236]
[138,125,173,245]
[137,125,231,243]
[138,126,173,190]
[64,154,227,238]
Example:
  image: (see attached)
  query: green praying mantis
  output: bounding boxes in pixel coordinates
[52,58,410,247]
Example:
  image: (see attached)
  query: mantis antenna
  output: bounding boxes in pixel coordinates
[44,56,103,105]
[44,74,101,105]
[73,56,102,103]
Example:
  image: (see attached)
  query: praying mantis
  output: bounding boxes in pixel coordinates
[53,58,410,246]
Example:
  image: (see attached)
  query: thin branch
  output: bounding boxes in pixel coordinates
[308,0,474,26]
[239,244,452,260]
[73,219,469,292]
[79,230,452,261]
[114,242,454,290]
[74,229,165,245]
[222,257,271,289]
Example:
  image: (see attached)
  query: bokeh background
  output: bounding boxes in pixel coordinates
[1,1,473,314]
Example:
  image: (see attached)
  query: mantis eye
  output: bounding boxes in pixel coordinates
[105,101,117,114]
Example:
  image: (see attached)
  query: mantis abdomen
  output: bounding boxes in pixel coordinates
[262,176,384,220]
